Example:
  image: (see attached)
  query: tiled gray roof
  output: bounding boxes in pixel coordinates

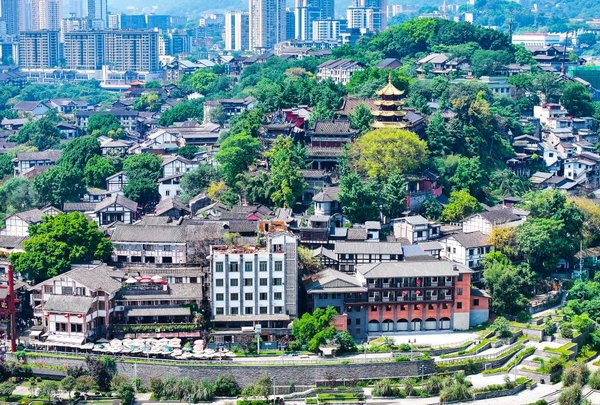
[63,202,98,212]
[16,150,62,162]
[357,260,471,278]
[446,232,491,248]
[44,295,94,313]
[311,119,357,135]
[304,269,366,293]
[476,208,521,224]
[94,194,138,213]
[111,222,227,243]
[313,187,339,203]
[11,208,45,223]
[0,235,26,249]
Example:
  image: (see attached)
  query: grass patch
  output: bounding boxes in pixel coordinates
[509,322,545,331]
[482,346,535,375]
[543,343,576,356]
[440,340,489,359]
[437,344,524,369]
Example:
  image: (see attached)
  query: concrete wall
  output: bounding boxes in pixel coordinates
[17,354,435,386]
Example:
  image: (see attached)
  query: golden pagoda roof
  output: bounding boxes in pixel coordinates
[373,99,406,107]
[371,121,408,129]
[372,110,407,117]
[376,76,405,97]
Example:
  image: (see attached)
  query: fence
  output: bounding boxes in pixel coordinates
[435,342,520,365]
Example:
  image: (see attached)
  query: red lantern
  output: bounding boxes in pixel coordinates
[416,278,422,284]
[402,291,408,295]
[416,290,421,295]
[77,314,83,318]
[64,313,70,318]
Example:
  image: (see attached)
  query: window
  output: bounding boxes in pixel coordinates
[44,285,53,293]
[97,300,105,310]
[259,278,268,286]
[259,307,268,314]
[274,306,283,314]
[272,278,282,286]
[175,277,183,283]
[457,302,463,309]
[75,287,85,296]
[474,299,479,306]
[230,293,239,301]
[274,261,283,271]
[458,274,463,281]
[216,307,224,315]
[71,323,82,333]
[162,257,173,264]
[356,318,361,325]
[457,288,463,296]
[245,307,253,315]
[164,245,171,252]
[244,262,253,272]
[259,261,267,272]
[215,279,224,287]
[274,292,282,300]
[245,292,253,300]
[190,277,198,283]
[428,304,434,310]
[215,262,224,272]
[230,279,239,287]
[259,292,268,300]
[56,323,67,332]
[244,278,253,286]
[62,286,73,295]
[216,293,224,301]
[230,262,239,272]
[371,306,377,312]
[230,307,239,315]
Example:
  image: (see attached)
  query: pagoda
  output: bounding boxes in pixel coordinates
[370,76,409,129]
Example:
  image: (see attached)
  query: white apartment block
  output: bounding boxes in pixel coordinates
[210,233,298,327]
[249,0,286,51]
[224,11,249,51]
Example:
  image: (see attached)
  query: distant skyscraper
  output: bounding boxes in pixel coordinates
[64,0,84,18]
[146,14,169,31]
[37,0,62,30]
[87,0,107,27]
[19,30,60,68]
[120,14,146,30]
[312,18,345,41]
[294,0,321,41]
[248,0,286,51]
[1,0,19,35]
[104,30,159,72]
[18,0,32,31]
[63,30,104,69]
[224,11,249,51]
[285,8,294,40]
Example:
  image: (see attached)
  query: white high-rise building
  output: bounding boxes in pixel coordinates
[37,0,62,30]
[224,11,249,51]
[312,18,345,41]
[1,0,19,35]
[248,0,286,51]
[347,0,387,33]
[87,0,107,28]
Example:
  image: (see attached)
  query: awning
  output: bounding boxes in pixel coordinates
[29,330,43,338]
[44,334,86,346]
[126,307,191,317]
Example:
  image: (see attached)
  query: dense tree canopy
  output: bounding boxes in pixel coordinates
[158,100,203,126]
[10,213,112,282]
[338,172,380,223]
[352,128,428,180]
[12,117,62,150]
[87,114,124,138]
[215,133,261,185]
[33,165,85,206]
[59,137,101,170]
[265,136,306,208]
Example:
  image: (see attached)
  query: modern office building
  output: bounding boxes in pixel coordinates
[294,0,320,41]
[248,0,286,51]
[104,30,159,72]
[210,233,298,329]
[146,14,169,31]
[224,11,249,51]
[18,30,60,68]
[162,30,190,56]
[63,31,104,69]
[1,0,19,35]
[119,14,146,30]
[87,0,108,28]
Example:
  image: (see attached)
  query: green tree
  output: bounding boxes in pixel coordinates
[0,381,15,398]
[37,381,60,399]
[115,382,135,405]
[483,257,535,315]
[292,307,338,352]
[298,246,324,275]
[560,82,594,117]
[338,172,380,223]
[533,72,563,103]
[487,169,530,200]
[13,118,63,150]
[158,101,203,126]
[238,171,275,206]
[60,376,76,400]
[348,104,374,134]
[448,157,484,196]
[87,114,124,138]
[419,196,443,220]
[208,104,228,126]
[59,137,101,170]
[335,330,357,353]
[123,153,162,182]
[381,171,407,219]
[515,218,570,274]
[353,128,428,180]
[180,70,220,94]
[266,136,306,208]
[490,316,511,338]
[10,213,112,282]
[74,375,97,394]
[177,145,200,160]
[180,164,220,202]
[133,93,163,112]
[33,165,86,206]
[215,133,260,185]
[558,384,583,405]
[123,179,160,212]
[84,156,116,188]
[426,113,453,156]
[470,49,513,77]
[441,190,481,222]
[0,177,37,217]
[0,153,14,177]
[213,375,241,397]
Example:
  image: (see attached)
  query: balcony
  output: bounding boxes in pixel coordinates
[444,281,453,286]
[416,296,423,301]
[445,294,452,300]
[368,296,379,303]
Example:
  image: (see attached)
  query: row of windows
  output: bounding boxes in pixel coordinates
[215,292,283,301]
[55,322,83,333]
[215,261,283,272]
[214,278,283,287]
[215,306,284,315]
[369,303,454,311]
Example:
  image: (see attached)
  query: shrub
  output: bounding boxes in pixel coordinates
[589,369,600,390]
[422,375,444,395]
[562,362,589,387]
[558,384,582,405]
[398,343,411,352]
[214,375,241,397]
[394,356,410,362]
[492,317,512,338]
[372,379,398,397]
[516,311,531,323]
[560,323,574,339]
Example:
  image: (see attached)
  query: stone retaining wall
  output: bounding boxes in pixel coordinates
[14,354,435,386]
